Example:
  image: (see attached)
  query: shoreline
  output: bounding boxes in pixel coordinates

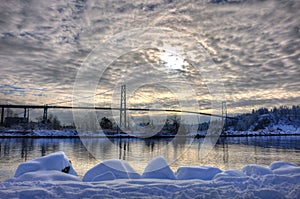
[0,129,300,139]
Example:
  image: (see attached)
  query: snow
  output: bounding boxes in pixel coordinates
[242,164,273,176]
[222,124,300,137]
[1,126,300,138]
[7,170,81,182]
[1,153,300,198]
[14,151,77,177]
[83,159,140,182]
[142,156,176,180]
[214,169,246,178]
[0,129,79,137]
[176,166,222,180]
[269,161,298,170]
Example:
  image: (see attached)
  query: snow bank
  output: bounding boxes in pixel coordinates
[269,161,298,170]
[222,125,300,137]
[176,166,222,180]
[0,129,79,137]
[83,159,140,182]
[14,151,77,177]
[1,153,300,198]
[142,156,176,179]
[7,170,81,182]
[242,164,273,176]
[213,169,246,179]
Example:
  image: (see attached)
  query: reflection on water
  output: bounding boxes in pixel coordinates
[1,136,300,180]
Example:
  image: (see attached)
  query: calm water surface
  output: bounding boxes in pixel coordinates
[0,136,300,180]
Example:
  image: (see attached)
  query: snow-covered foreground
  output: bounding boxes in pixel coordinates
[1,152,300,198]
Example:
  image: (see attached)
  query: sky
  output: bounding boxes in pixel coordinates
[0,0,299,123]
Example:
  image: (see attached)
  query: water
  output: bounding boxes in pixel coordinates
[1,136,300,181]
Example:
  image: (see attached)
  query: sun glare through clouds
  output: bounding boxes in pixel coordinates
[159,50,188,71]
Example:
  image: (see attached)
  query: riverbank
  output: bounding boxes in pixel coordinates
[0,127,300,138]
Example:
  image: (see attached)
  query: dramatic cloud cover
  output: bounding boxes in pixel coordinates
[0,0,299,117]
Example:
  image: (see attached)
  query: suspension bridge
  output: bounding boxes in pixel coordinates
[0,85,234,126]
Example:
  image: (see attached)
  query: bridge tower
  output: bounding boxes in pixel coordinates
[43,105,48,122]
[120,84,127,128]
[23,108,30,123]
[1,107,4,125]
[222,101,227,130]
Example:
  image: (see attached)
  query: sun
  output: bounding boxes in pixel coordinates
[159,50,187,70]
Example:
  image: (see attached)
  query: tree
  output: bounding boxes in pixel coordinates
[5,108,14,117]
[52,115,61,130]
[100,117,113,130]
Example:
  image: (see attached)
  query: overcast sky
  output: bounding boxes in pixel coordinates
[0,0,299,120]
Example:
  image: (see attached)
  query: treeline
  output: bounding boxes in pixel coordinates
[99,115,181,137]
[226,105,300,131]
[198,105,300,132]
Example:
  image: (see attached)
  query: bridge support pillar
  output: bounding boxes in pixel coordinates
[222,101,227,130]
[24,108,27,118]
[27,109,30,122]
[120,84,127,129]
[1,107,4,125]
[43,106,48,122]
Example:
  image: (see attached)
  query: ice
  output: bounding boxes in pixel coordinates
[176,166,222,180]
[83,159,140,182]
[142,156,176,179]
[14,151,77,177]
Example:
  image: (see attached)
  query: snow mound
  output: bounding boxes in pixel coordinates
[14,151,77,177]
[7,170,81,182]
[2,153,300,198]
[142,156,176,179]
[262,173,300,187]
[176,166,222,180]
[83,159,140,182]
[2,164,300,199]
[242,164,273,176]
[269,161,298,170]
[213,169,246,179]
[252,189,286,199]
[273,166,300,175]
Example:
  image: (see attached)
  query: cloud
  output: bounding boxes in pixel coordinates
[0,0,299,115]
[0,84,25,95]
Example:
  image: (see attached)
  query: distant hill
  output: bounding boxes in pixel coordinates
[223,105,300,133]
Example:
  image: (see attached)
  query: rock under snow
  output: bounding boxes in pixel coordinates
[14,151,77,178]
[142,156,176,179]
[176,166,222,180]
[83,159,140,182]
